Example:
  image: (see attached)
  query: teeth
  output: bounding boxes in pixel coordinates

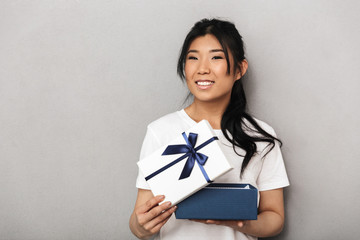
[197,81,213,86]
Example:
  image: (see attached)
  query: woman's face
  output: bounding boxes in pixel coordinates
[184,34,241,104]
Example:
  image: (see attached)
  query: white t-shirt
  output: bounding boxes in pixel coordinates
[136,110,290,240]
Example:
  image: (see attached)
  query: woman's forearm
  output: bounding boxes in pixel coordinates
[239,210,284,237]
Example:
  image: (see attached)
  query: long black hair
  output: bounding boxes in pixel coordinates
[177,18,282,175]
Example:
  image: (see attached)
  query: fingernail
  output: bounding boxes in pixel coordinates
[158,195,165,200]
[165,201,172,207]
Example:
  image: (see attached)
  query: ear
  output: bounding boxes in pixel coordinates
[235,59,248,80]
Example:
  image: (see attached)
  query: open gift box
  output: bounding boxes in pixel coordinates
[175,183,258,220]
[137,120,233,205]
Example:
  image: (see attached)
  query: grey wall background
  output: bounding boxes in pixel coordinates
[1,1,359,239]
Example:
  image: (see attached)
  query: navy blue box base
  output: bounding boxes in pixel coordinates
[175,183,257,220]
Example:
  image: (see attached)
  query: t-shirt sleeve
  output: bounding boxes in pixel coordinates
[256,134,290,192]
[136,126,162,190]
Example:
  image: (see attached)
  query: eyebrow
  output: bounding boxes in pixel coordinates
[187,49,224,54]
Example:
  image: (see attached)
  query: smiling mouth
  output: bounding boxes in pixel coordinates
[196,80,215,86]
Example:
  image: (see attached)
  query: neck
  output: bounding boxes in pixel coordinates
[185,98,230,129]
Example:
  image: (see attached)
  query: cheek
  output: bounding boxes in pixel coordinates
[185,78,196,94]
[184,64,193,77]
[185,60,200,76]
[212,62,229,75]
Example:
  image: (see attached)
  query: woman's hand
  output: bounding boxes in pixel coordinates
[192,219,247,230]
[129,190,177,239]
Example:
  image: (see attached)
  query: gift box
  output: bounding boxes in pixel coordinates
[175,183,258,220]
[137,120,232,206]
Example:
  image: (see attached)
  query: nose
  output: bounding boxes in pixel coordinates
[198,59,210,74]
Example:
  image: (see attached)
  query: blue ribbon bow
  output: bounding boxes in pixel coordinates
[144,132,218,183]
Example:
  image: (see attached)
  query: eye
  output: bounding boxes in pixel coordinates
[187,56,198,60]
[212,56,223,60]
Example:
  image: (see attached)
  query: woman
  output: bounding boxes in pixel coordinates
[129,18,289,240]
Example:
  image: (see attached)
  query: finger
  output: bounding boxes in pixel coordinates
[191,219,246,230]
[206,220,245,229]
[137,195,165,214]
[219,220,245,228]
[149,210,174,234]
[206,220,217,224]
[144,204,177,230]
[191,219,218,225]
[139,201,172,225]
[208,220,235,226]
[191,219,208,224]
[237,221,245,228]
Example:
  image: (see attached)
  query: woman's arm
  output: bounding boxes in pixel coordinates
[194,188,285,237]
[129,189,177,240]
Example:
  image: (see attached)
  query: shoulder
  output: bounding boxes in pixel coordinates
[253,117,277,136]
[243,116,277,137]
[148,111,182,131]
[146,110,192,145]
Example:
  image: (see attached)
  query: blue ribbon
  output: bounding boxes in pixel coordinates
[144,132,218,183]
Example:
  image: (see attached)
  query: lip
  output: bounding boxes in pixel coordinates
[195,80,215,90]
